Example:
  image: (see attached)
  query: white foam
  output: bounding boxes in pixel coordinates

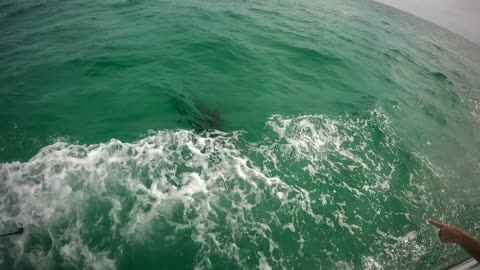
[0,109,435,269]
[1,130,269,268]
[362,256,384,270]
[257,252,272,270]
[282,223,295,232]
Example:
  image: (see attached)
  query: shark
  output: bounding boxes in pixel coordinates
[171,92,225,132]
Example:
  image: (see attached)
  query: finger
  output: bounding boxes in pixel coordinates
[439,230,451,243]
[428,219,445,229]
[439,230,454,243]
[439,230,445,242]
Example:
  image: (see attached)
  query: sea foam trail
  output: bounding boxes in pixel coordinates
[0,110,443,269]
[0,129,303,269]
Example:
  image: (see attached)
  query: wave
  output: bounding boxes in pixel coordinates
[0,110,444,269]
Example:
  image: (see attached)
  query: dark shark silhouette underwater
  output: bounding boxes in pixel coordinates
[171,93,225,132]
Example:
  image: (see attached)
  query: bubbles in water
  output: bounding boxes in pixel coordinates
[0,110,443,269]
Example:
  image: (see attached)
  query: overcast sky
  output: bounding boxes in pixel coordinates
[375,0,480,45]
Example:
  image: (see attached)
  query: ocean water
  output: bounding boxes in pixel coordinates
[1,0,480,269]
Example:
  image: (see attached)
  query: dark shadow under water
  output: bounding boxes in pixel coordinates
[170,92,225,132]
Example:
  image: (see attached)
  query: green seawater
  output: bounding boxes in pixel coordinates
[1,0,480,269]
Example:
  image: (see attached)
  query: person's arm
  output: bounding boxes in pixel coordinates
[429,219,480,262]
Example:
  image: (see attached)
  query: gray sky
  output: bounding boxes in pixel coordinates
[375,0,480,45]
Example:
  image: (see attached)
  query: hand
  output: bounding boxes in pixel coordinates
[428,219,468,244]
